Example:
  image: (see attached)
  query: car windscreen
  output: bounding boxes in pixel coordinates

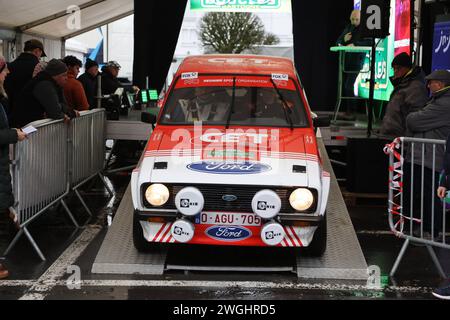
[160,75,309,128]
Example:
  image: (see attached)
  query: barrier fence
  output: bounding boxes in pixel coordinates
[385,137,449,278]
[70,109,112,217]
[4,110,112,261]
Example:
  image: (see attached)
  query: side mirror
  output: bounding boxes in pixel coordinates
[141,112,157,129]
[313,116,331,128]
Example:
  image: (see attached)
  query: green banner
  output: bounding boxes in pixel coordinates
[190,0,290,12]
[357,37,394,101]
[357,0,396,101]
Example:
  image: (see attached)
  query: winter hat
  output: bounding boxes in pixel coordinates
[85,58,99,71]
[391,52,412,68]
[45,59,68,76]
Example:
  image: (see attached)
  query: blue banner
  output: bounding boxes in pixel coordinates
[432,20,450,71]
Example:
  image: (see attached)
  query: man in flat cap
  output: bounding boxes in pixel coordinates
[4,39,47,117]
[407,69,450,139]
[403,69,450,240]
[11,59,74,128]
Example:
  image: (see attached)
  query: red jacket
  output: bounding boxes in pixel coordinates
[64,71,89,111]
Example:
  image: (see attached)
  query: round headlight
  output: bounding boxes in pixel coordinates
[289,188,314,211]
[145,184,170,207]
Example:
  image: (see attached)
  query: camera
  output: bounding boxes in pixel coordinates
[102,88,128,120]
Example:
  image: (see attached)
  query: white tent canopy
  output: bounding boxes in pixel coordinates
[0,0,133,40]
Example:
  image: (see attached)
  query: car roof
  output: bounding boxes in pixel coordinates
[176,54,297,79]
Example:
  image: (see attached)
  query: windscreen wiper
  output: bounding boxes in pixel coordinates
[270,78,294,131]
[225,77,237,129]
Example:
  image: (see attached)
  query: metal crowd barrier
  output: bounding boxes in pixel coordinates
[4,109,113,261]
[70,110,113,218]
[4,119,77,261]
[385,137,449,278]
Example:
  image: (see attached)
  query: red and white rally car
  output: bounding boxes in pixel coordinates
[132,55,331,256]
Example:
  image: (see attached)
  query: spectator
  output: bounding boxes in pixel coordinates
[336,10,372,119]
[4,39,46,115]
[379,52,428,139]
[0,55,27,279]
[78,58,99,109]
[403,70,450,239]
[101,61,122,95]
[11,59,73,128]
[101,61,139,97]
[434,132,450,300]
[99,61,139,162]
[62,56,89,112]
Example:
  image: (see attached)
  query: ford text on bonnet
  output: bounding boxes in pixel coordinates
[132,55,331,256]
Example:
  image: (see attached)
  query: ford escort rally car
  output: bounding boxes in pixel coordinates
[132,55,331,256]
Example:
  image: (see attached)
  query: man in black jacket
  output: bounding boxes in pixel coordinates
[100,61,122,95]
[78,58,99,109]
[11,59,72,128]
[100,61,140,97]
[336,10,372,118]
[4,39,46,116]
[380,53,428,139]
[0,55,27,279]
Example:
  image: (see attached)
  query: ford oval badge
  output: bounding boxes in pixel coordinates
[187,162,271,175]
[206,226,252,242]
[222,195,238,202]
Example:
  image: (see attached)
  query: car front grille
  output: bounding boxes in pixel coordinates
[142,184,317,214]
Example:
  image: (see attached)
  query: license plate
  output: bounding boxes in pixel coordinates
[196,212,262,227]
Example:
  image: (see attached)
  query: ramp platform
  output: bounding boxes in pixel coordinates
[92,139,368,280]
[296,140,368,280]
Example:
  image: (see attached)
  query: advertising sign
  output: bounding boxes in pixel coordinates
[190,0,291,12]
[356,0,396,101]
[394,0,411,56]
[431,18,450,71]
[353,0,411,101]
[357,37,394,101]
